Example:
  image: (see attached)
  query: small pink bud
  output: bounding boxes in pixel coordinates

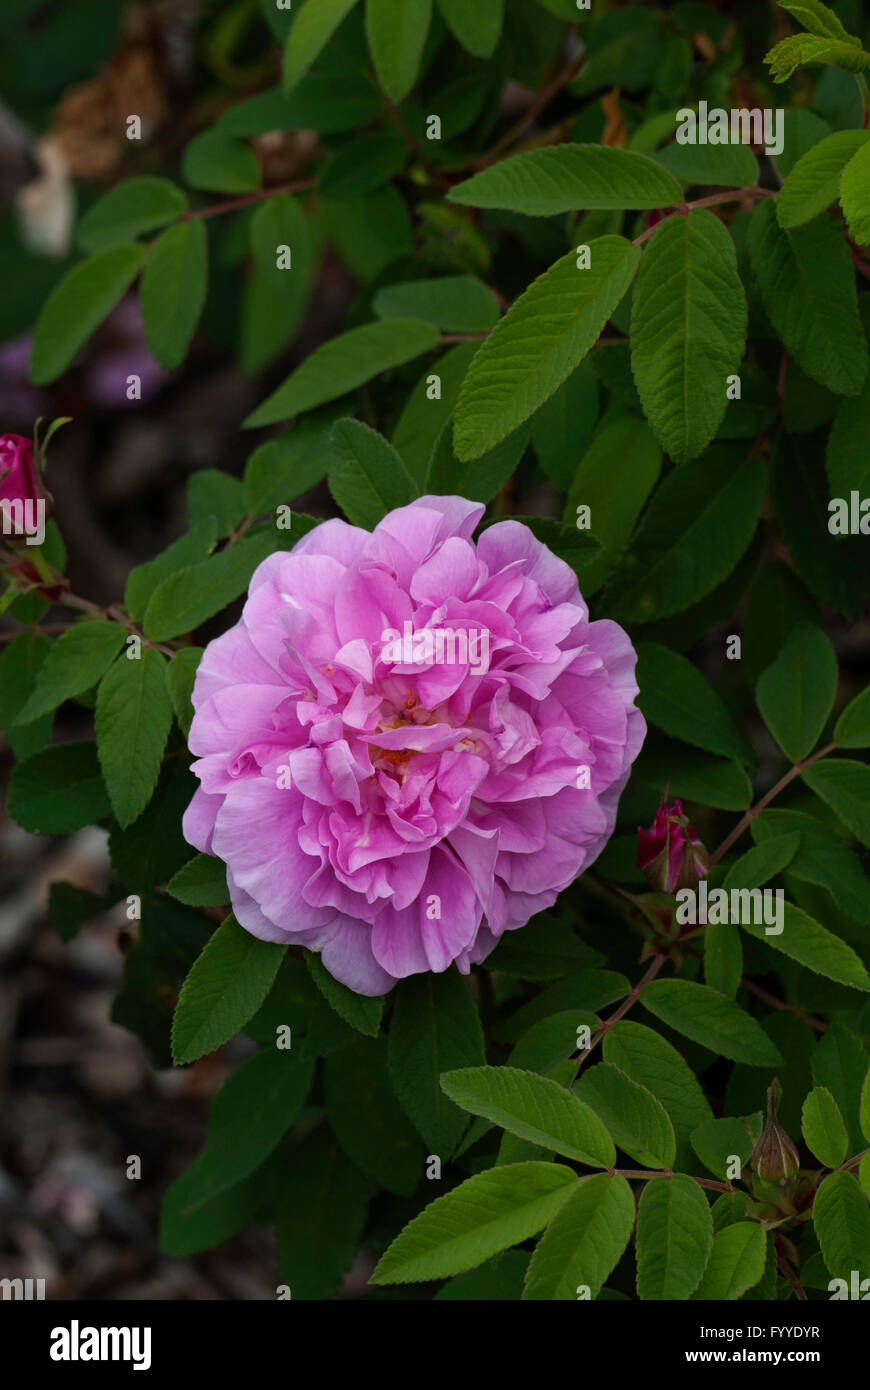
[637,797,710,894]
[0,431,50,544]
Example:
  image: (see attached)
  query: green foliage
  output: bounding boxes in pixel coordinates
[8,0,870,1306]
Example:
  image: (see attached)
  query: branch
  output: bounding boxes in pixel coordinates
[184,178,317,222]
[709,741,837,867]
[632,186,776,247]
[575,952,668,1072]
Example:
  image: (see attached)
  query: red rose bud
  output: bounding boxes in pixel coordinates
[637,797,710,894]
[751,1079,800,1183]
[0,431,48,545]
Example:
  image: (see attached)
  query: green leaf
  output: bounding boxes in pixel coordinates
[171,914,287,1064]
[426,417,530,504]
[30,244,146,385]
[437,0,503,58]
[373,276,500,334]
[244,319,440,428]
[440,1066,615,1167]
[752,809,870,924]
[47,882,110,943]
[813,1171,870,1281]
[177,1046,314,1210]
[434,1251,529,1301]
[124,520,218,620]
[574,1062,676,1169]
[642,980,783,1067]
[276,1129,369,1299]
[187,470,245,537]
[453,237,640,460]
[182,130,260,194]
[283,0,361,93]
[142,531,276,640]
[246,193,314,364]
[741,902,870,992]
[531,360,599,492]
[765,33,869,83]
[327,417,418,527]
[366,0,432,102]
[780,0,862,44]
[167,853,230,907]
[371,1161,577,1283]
[631,211,747,463]
[651,141,758,188]
[690,1113,761,1179]
[389,972,484,1154]
[562,414,660,593]
[636,641,752,763]
[0,634,52,761]
[221,75,381,136]
[636,739,752,810]
[803,759,870,847]
[325,1036,423,1196]
[861,1153,870,1199]
[95,649,173,828]
[636,1175,714,1301]
[812,1020,868,1151]
[108,760,196,890]
[8,741,110,834]
[490,915,603,982]
[603,1021,713,1169]
[802,1086,849,1168]
[602,446,767,624]
[827,379,870,504]
[777,130,870,229]
[449,145,683,217]
[141,219,208,370]
[840,141,870,245]
[523,1174,635,1301]
[78,176,188,253]
[15,621,127,724]
[773,437,865,621]
[165,647,202,738]
[723,833,801,893]
[320,128,408,199]
[392,342,478,483]
[304,949,383,1036]
[862,1064,870,1143]
[243,416,342,520]
[756,623,838,762]
[160,1156,272,1257]
[704,920,743,999]
[691,1222,766,1300]
[748,200,868,397]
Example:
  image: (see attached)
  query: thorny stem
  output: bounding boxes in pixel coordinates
[709,741,837,866]
[631,186,776,246]
[184,178,317,222]
[60,591,178,660]
[741,978,827,1033]
[776,1252,808,1301]
[471,54,584,168]
[575,952,667,1072]
[607,1169,734,1194]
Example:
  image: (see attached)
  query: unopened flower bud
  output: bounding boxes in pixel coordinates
[751,1079,800,1183]
[637,797,710,894]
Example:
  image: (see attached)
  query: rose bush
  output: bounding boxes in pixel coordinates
[1,0,869,1310]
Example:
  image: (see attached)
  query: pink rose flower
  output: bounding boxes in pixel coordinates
[183,497,646,995]
[637,797,710,894]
